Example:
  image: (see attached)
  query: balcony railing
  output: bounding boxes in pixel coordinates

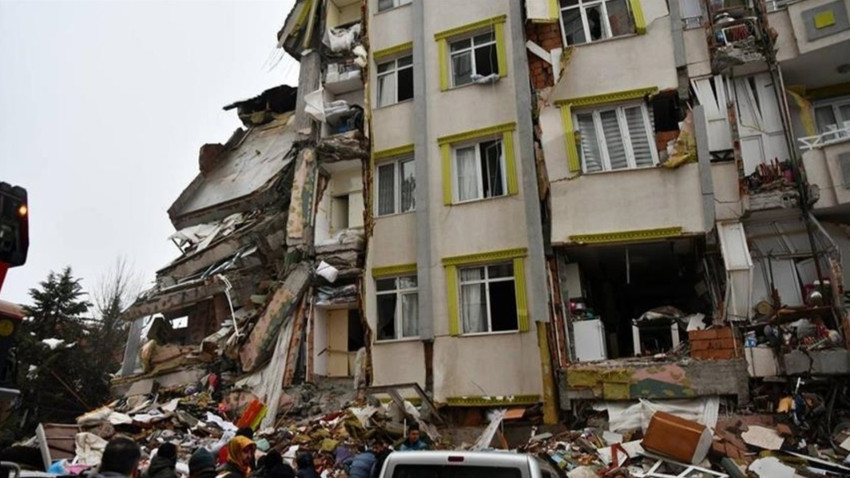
[798,124,850,151]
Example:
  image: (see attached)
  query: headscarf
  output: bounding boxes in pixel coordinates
[227,436,257,476]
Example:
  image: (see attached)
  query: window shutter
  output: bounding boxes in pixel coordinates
[577,113,603,172]
[513,258,529,332]
[625,106,653,167]
[438,40,450,91]
[503,131,519,195]
[629,0,647,34]
[441,144,453,205]
[446,265,461,336]
[600,110,628,170]
[560,105,582,173]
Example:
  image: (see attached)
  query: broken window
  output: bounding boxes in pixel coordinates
[813,95,850,135]
[377,55,413,107]
[378,0,411,12]
[558,0,636,45]
[575,102,656,173]
[459,263,518,334]
[449,30,498,87]
[376,156,415,216]
[376,275,419,341]
[453,139,505,202]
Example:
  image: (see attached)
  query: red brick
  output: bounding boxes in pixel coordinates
[710,338,736,350]
[691,340,711,351]
[690,329,718,340]
[715,327,734,339]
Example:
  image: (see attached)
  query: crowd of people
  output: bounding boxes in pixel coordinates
[86,423,431,478]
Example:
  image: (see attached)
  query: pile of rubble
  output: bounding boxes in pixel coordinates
[26,376,446,476]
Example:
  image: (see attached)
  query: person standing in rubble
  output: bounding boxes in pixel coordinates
[143,443,179,478]
[398,424,428,451]
[90,436,142,478]
[369,438,391,478]
[294,453,319,478]
[189,448,218,478]
[219,428,256,469]
[217,436,257,478]
[344,439,386,478]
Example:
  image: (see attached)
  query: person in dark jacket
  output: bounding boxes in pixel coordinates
[217,436,257,478]
[294,453,318,478]
[398,424,428,451]
[189,448,217,478]
[257,450,294,478]
[369,440,391,478]
[143,443,178,478]
[90,437,142,478]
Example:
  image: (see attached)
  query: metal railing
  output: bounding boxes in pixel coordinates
[798,125,850,151]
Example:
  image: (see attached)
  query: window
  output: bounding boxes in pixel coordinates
[378,0,411,12]
[559,0,636,45]
[449,31,499,87]
[814,96,850,134]
[453,139,505,202]
[377,55,413,107]
[459,263,518,334]
[376,275,418,340]
[376,156,415,216]
[574,102,657,172]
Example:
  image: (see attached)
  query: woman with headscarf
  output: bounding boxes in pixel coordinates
[217,436,257,478]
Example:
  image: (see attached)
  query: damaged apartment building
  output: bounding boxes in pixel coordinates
[114,0,850,425]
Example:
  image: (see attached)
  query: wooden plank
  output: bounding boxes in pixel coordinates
[283,294,309,387]
[327,309,349,377]
[239,263,311,372]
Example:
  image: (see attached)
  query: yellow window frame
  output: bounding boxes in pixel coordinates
[437,122,519,205]
[435,15,508,91]
[555,86,659,173]
[442,248,529,336]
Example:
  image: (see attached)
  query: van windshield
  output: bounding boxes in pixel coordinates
[392,465,522,478]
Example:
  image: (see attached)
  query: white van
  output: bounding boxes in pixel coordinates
[377,451,560,478]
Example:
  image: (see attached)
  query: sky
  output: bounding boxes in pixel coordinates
[0,0,300,306]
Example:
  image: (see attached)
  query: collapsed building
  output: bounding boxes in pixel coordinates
[113,0,850,434]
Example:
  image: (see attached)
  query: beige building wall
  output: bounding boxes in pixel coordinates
[541,0,703,243]
[365,0,544,403]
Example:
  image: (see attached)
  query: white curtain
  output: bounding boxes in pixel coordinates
[377,163,395,215]
[451,52,472,86]
[460,268,486,333]
[377,73,396,107]
[456,147,479,201]
[401,293,418,337]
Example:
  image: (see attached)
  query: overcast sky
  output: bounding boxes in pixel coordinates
[0,0,299,306]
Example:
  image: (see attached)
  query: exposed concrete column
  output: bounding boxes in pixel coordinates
[694,105,716,232]
[412,0,435,393]
[120,316,145,376]
[293,50,322,135]
[508,0,557,425]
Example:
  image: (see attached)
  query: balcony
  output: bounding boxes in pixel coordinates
[799,125,850,212]
[707,6,771,73]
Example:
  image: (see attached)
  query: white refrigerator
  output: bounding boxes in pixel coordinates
[572,319,607,362]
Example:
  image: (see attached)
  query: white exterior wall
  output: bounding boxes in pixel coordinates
[711,162,745,221]
[788,0,850,54]
[803,139,850,209]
